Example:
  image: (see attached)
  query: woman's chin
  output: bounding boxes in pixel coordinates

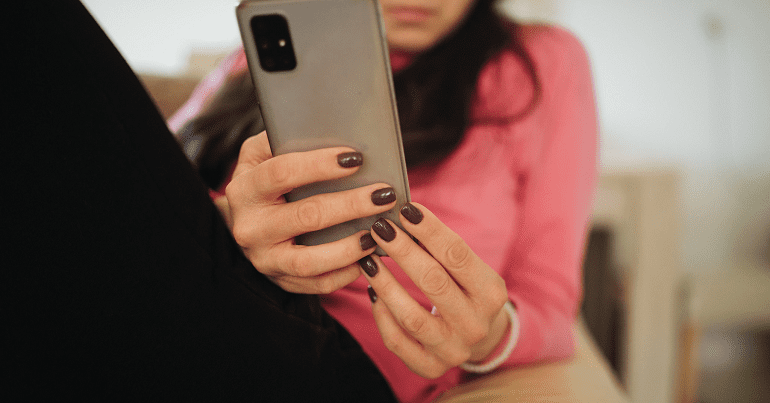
[386,34,437,54]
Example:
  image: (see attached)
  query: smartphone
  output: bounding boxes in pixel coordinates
[236,0,410,255]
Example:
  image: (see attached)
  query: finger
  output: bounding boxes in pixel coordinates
[360,255,446,349]
[241,146,364,204]
[265,230,378,278]
[369,295,449,379]
[399,203,504,303]
[270,263,361,294]
[370,217,473,325]
[264,183,397,240]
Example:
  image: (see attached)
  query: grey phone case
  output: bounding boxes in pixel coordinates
[236,0,410,254]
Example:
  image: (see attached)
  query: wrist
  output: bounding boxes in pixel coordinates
[468,304,510,362]
[460,301,519,373]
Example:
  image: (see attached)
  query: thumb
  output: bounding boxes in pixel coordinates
[232,131,273,178]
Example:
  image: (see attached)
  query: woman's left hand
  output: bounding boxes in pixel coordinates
[361,202,511,379]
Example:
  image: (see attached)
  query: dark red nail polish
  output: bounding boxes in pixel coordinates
[337,152,363,168]
[371,187,396,206]
[372,218,396,242]
[359,233,376,250]
[358,255,378,277]
[400,203,424,224]
[367,285,378,303]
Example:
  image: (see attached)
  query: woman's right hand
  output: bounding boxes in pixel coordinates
[222,131,397,294]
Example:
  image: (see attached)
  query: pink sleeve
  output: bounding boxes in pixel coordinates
[166,47,249,133]
[501,27,598,366]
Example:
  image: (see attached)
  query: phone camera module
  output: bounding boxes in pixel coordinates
[251,15,297,72]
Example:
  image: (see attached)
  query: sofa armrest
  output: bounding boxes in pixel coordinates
[434,318,629,403]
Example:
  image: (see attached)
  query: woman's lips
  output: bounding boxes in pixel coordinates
[385,6,434,24]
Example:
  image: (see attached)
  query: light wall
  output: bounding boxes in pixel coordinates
[542,0,770,273]
[81,0,242,75]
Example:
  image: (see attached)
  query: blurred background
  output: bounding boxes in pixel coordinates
[81,1,769,402]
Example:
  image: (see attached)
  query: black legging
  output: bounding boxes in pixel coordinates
[2,1,395,401]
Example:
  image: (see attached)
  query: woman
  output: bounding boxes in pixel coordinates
[172,0,598,402]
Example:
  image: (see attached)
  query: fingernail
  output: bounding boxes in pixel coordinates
[400,202,424,224]
[359,233,376,250]
[358,255,378,277]
[371,187,396,206]
[337,152,363,168]
[372,218,396,242]
[367,285,378,303]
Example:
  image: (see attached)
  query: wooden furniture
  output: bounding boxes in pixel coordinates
[139,74,200,119]
[682,259,770,402]
[591,167,682,403]
[691,259,770,331]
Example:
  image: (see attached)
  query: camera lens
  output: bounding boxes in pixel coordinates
[252,14,296,72]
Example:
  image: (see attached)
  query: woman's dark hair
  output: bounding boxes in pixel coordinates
[176,71,263,190]
[394,0,540,166]
[178,0,540,190]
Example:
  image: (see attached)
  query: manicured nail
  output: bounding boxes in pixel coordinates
[400,202,424,224]
[372,218,396,242]
[358,255,378,278]
[337,152,363,168]
[359,233,376,250]
[367,285,378,303]
[371,187,396,206]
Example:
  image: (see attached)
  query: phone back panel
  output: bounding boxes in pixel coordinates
[236,0,410,250]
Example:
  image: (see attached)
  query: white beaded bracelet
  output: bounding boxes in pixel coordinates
[459,301,520,373]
